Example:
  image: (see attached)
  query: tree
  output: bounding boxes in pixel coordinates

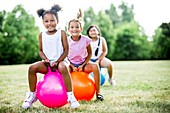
[113,21,151,60]
[82,7,96,35]
[82,2,151,60]
[0,10,6,54]
[0,10,6,32]
[119,1,134,23]
[105,3,120,28]
[152,22,170,59]
[0,5,39,64]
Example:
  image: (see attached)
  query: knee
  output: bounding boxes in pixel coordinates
[91,63,100,70]
[28,64,37,74]
[58,62,68,73]
[108,62,113,68]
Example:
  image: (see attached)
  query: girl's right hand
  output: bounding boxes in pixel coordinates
[72,66,78,72]
[42,59,50,65]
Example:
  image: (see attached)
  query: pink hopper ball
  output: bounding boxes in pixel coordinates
[36,67,68,108]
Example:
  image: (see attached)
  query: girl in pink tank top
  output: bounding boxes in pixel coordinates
[67,9,104,101]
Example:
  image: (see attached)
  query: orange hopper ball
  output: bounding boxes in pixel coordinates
[71,72,96,101]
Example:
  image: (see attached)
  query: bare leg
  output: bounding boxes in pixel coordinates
[100,57,116,86]
[100,57,114,79]
[28,61,48,92]
[58,61,72,92]
[58,62,80,108]
[84,62,100,96]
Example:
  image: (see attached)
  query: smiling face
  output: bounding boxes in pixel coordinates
[88,26,100,38]
[68,21,82,37]
[43,13,58,32]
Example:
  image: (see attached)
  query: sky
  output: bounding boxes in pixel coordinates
[0,0,170,36]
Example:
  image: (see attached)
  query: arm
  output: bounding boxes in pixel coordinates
[57,30,69,62]
[38,32,50,64]
[83,44,92,65]
[97,37,107,62]
[51,30,68,67]
[78,44,92,71]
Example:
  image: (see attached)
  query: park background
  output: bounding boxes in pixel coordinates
[0,0,170,64]
[0,0,170,113]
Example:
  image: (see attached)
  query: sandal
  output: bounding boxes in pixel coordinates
[96,94,104,101]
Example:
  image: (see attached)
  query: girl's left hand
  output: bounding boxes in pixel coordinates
[77,65,83,72]
[51,62,58,72]
[51,61,58,68]
[96,60,100,64]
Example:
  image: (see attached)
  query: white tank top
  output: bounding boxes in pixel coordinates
[91,38,103,59]
[42,29,68,66]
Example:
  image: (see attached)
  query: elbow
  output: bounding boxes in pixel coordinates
[88,52,92,58]
[103,50,108,55]
[106,51,108,55]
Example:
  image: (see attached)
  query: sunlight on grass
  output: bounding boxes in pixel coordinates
[0,61,170,113]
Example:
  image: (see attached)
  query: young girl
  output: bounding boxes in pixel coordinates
[22,4,80,109]
[87,25,116,86]
[67,9,104,101]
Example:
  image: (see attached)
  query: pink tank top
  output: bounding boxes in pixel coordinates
[68,35,92,64]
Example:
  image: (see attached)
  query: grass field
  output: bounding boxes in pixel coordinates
[0,60,170,113]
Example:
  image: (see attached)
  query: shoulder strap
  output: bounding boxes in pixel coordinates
[97,37,100,46]
[95,37,100,56]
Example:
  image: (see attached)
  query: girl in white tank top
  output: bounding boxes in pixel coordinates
[22,4,80,109]
[87,25,116,86]
[42,29,69,66]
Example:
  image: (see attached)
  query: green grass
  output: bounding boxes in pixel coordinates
[0,61,170,113]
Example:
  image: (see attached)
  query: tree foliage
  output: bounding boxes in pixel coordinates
[0,5,39,64]
[82,1,151,60]
[82,7,96,34]
[118,1,134,23]
[105,4,120,28]
[113,22,151,60]
[1,2,169,64]
[152,22,170,59]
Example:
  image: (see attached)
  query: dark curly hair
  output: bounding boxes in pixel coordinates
[37,4,62,20]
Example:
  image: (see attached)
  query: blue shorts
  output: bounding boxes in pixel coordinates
[71,63,83,68]
[90,59,98,62]
[70,62,86,71]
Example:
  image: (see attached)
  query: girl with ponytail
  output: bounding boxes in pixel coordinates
[67,9,104,101]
